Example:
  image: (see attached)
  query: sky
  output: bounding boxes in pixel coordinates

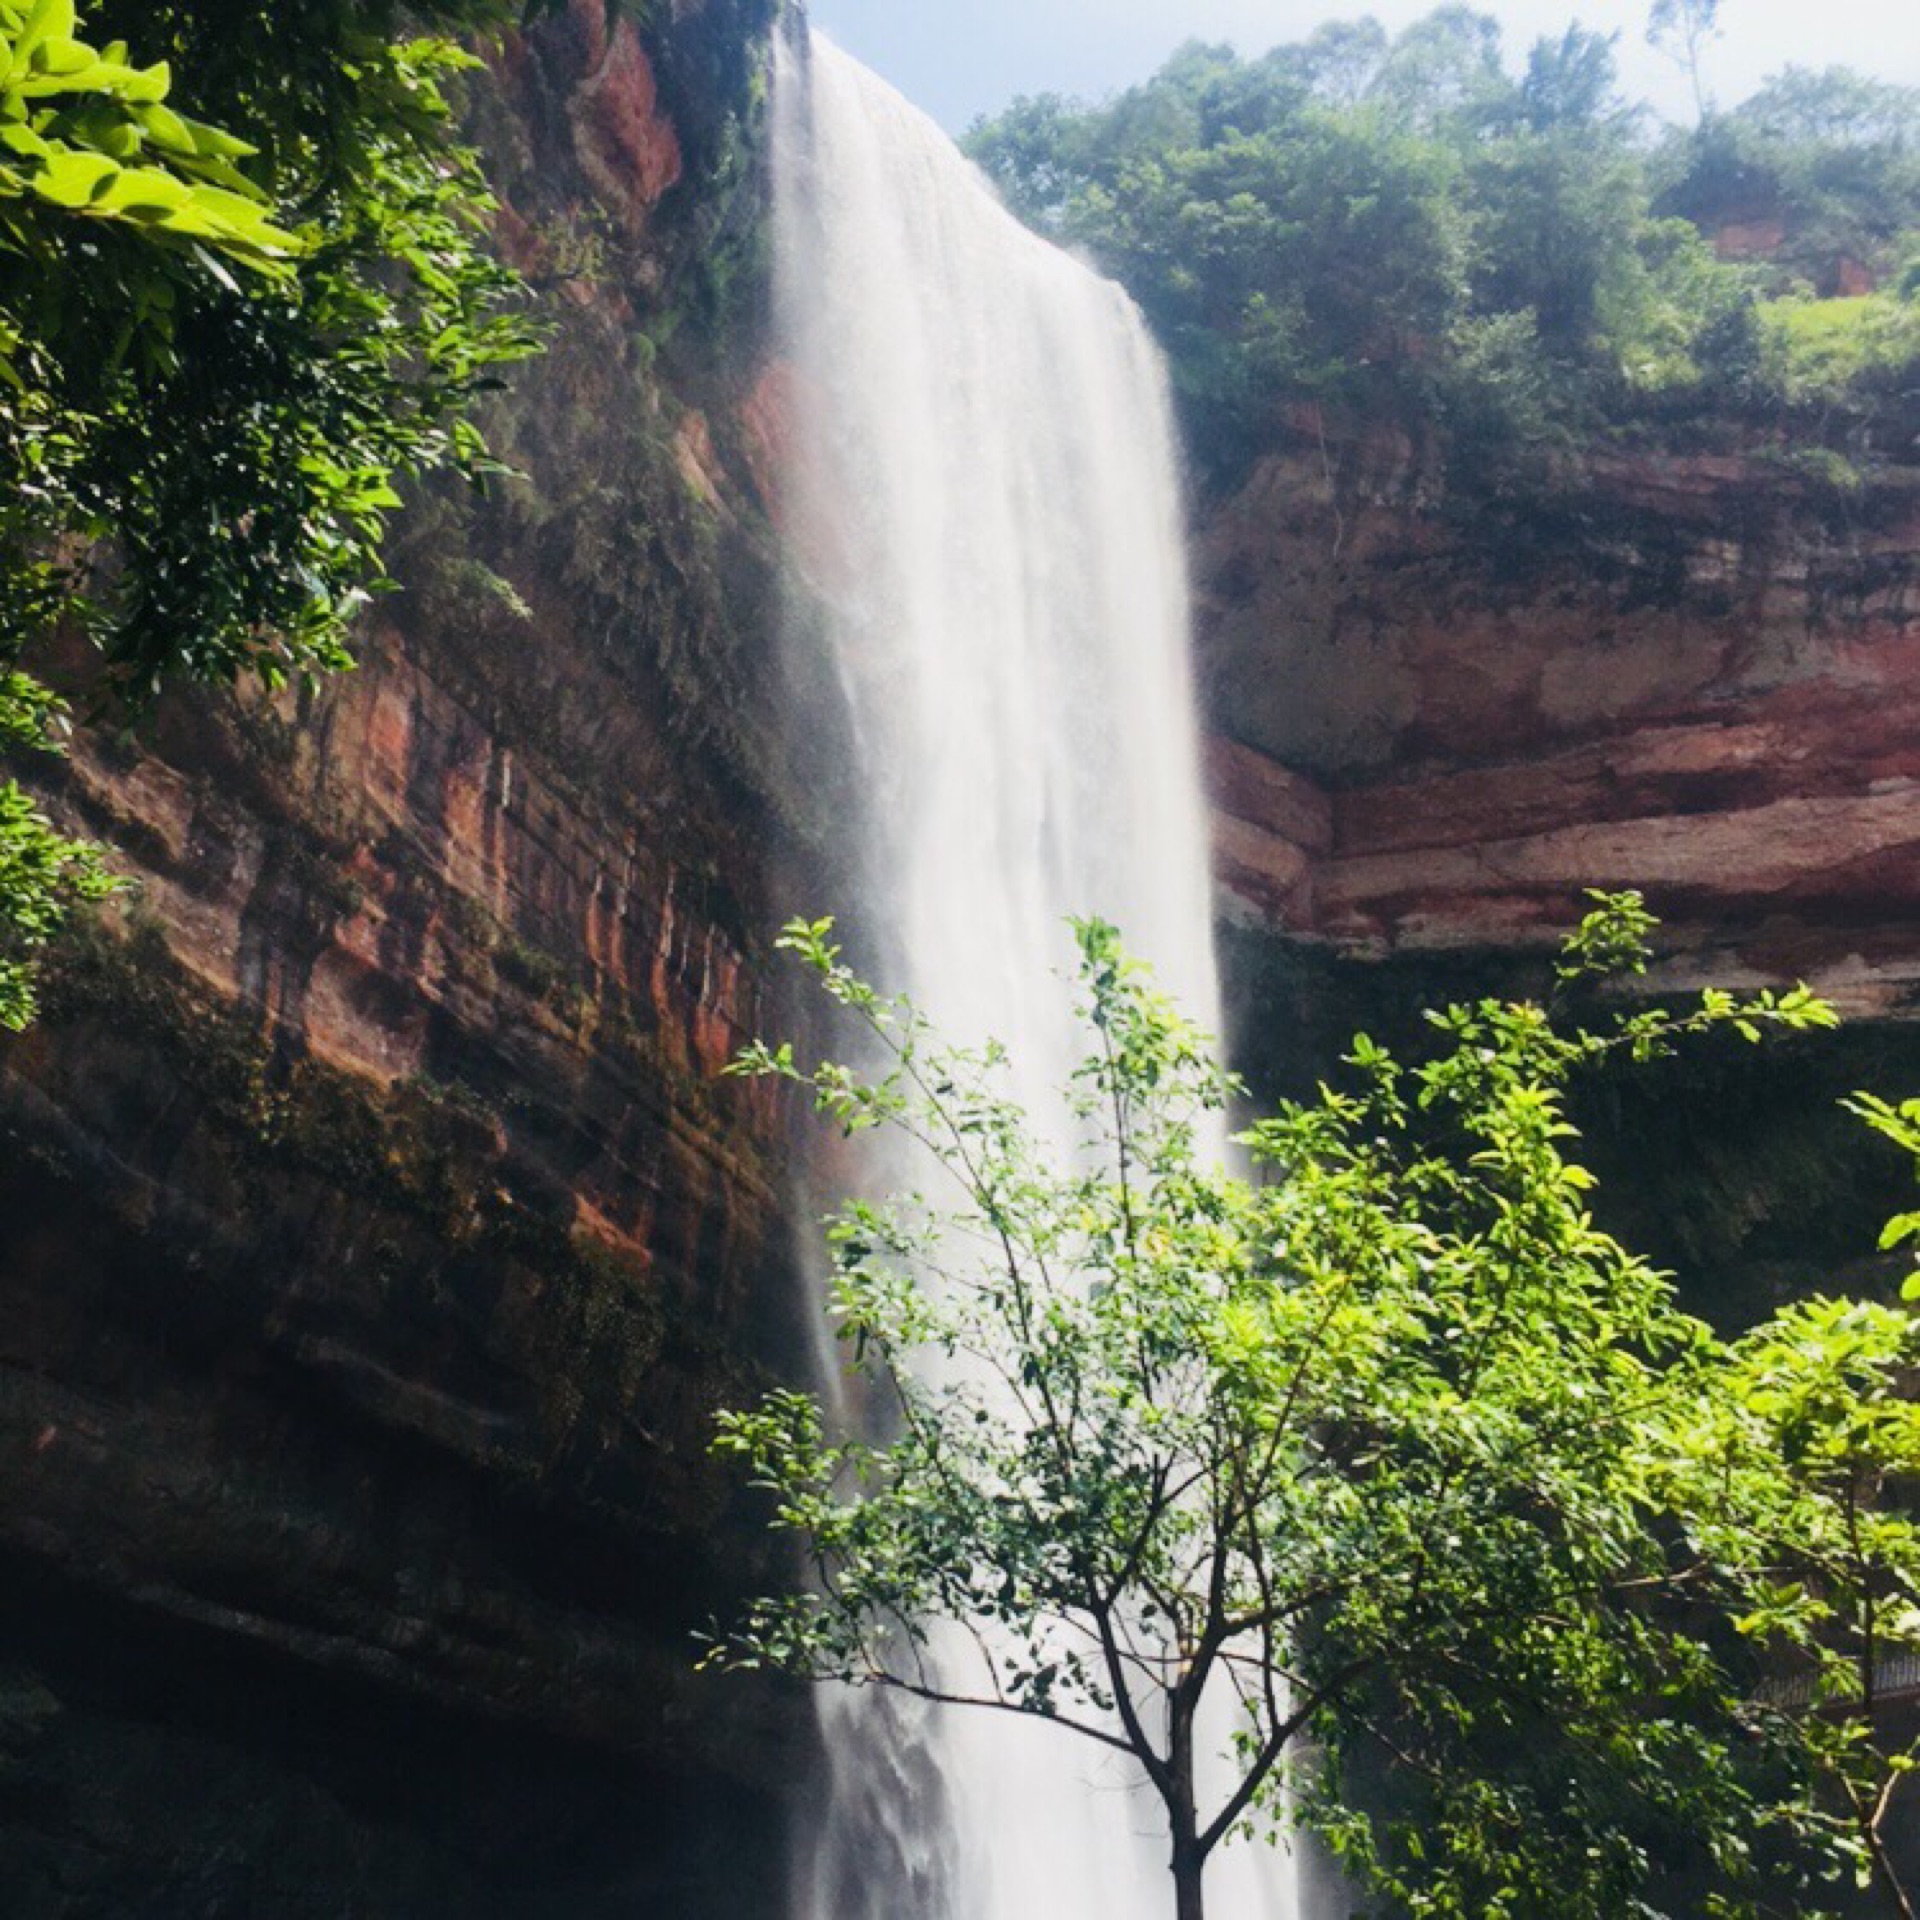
[808,0,1920,134]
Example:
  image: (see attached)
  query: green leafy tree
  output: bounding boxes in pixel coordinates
[1284,19,1390,109]
[971,12,1920,492]
[965,11,1784,486]
[964,91,1096,230]
[1648,0,1724,124]
[1666,68,1920,292]
[0,0,303,1026]
[1515,25,1628,134]
[0,0,543,1026]
[1367,3,1506,137]
[0,0,299,272]
[0,672,116,1028]
[714,898,1920,1920]
[26,0,543,693]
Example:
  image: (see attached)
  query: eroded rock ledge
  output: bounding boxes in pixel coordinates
[4,9,1920,1912]
[1202,438,1920,1017]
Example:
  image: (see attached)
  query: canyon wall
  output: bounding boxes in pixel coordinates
[1196,421,1920,1898]
[1203,428,1920,1011]
[0,5,821,1912]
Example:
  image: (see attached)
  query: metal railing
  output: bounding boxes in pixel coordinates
[1755,1651,1920,1711]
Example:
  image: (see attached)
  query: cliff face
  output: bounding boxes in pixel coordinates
[0,5,817,1913]
[1201,433,1920,1016]
[1199,433,1920,1893]
[1197,429,1920,1338]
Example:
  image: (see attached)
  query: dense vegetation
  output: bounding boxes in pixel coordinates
[718,901,1920,1920]
[967,9,1920,490]
[0,0,545,1027]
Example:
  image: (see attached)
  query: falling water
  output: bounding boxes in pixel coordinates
[772,27,1297,1920]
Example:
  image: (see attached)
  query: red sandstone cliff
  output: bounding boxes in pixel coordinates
[1199,435,1920,1017]
[0,5,813,1912]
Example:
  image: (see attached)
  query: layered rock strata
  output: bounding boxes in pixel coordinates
[0,4,813,1912]
[1202,437,1920,1018]
[5,12,1920,1911]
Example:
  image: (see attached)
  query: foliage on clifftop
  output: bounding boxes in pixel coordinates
[966,10,1920,494]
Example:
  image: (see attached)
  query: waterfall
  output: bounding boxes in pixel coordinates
[771,28,1298,1920]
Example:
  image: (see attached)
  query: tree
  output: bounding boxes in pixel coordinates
[965,11,1773,487]
[1648,0,1724,124]
[0,0,544,1027]
[1284,20,1389,109]
[1682,68,1920,289]
[965,92,1097,230]
[0,0,302,1026]
[1516,25,1628,134]
[713,899,1920,1920]
[1367,3,1506,137]
[0,676,118,1029]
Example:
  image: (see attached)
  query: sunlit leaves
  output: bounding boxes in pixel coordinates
[0,670,117,1029]
[0,0,543,696]
[0,0,298,274]
[970,18,1920,495]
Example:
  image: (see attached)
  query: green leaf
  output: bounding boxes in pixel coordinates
[29,145,114,204]
[15,0,76,62]
[133,98,193,152]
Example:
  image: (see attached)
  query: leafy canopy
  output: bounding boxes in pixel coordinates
[0,0,299,275]
[715,897,1920,1920]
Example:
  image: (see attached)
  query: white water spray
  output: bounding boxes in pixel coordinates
[772,29,1299,1920]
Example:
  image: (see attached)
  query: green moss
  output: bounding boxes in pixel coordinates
[41,921,491,1231]
[494,935,565,1003]
[23,916,772,1470]
[531,1230,669,1458]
